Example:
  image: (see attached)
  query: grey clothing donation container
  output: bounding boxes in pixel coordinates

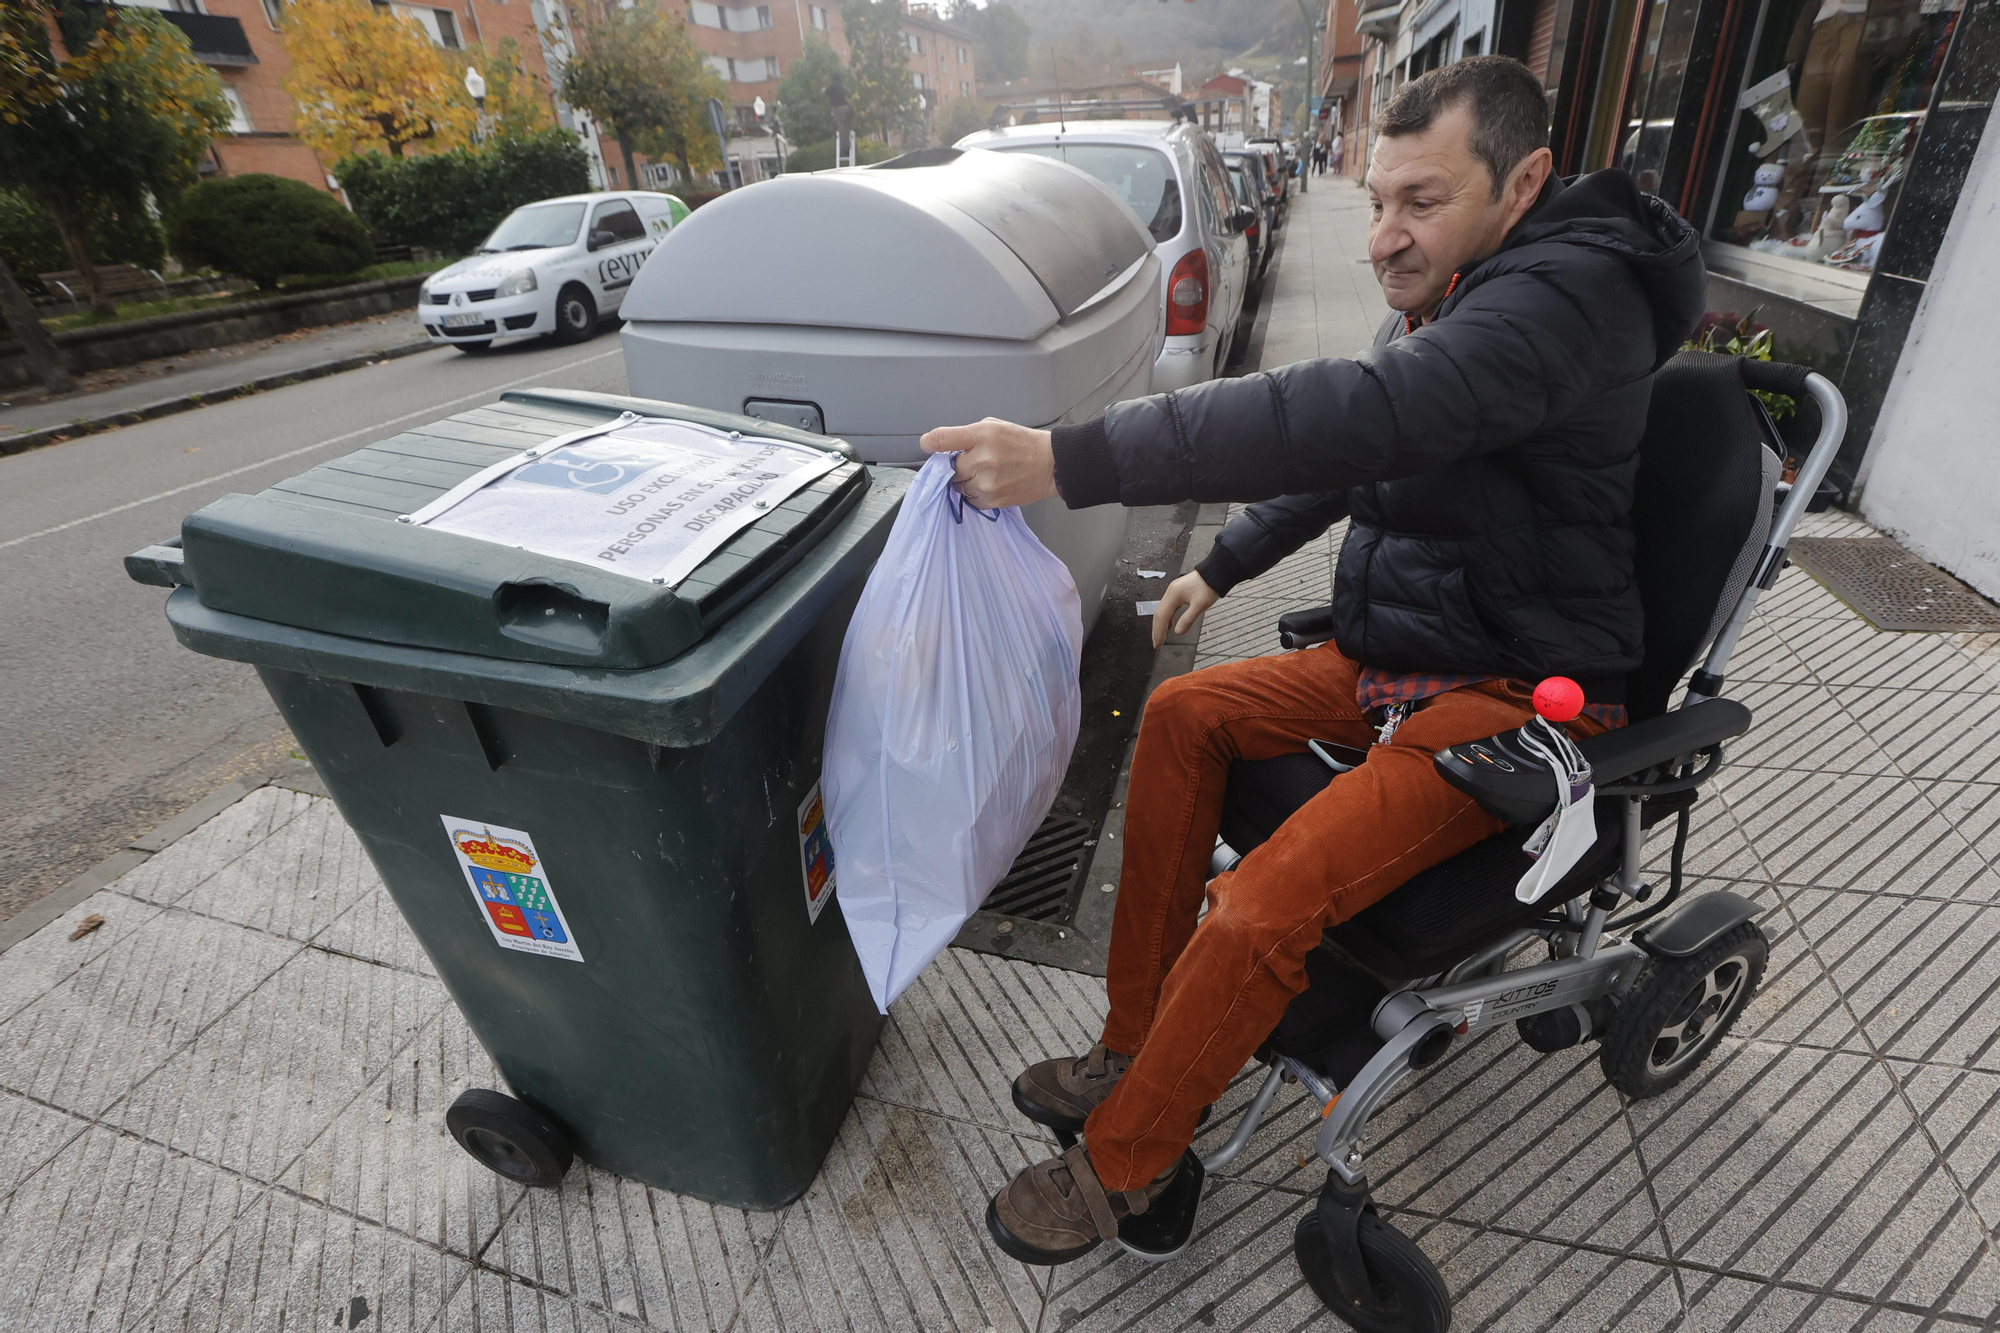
[124,388,908,1210]
[619,146,1161,634]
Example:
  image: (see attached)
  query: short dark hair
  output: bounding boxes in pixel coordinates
[1373,56,1550,197]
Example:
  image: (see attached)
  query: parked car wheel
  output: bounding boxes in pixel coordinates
[554,284,597,345]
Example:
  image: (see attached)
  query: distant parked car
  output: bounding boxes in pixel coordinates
[1225,147,1282,269]
[1225,153,1276,291]
[417,190,688,353]
[957,119,1255,390]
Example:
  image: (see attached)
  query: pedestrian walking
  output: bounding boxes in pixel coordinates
[1331,130,1346,175]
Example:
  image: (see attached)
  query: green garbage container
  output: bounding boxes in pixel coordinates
[125,388,909,1210]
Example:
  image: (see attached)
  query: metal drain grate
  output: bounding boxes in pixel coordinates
[1790,537,2000,632]
[985,814,1095,922]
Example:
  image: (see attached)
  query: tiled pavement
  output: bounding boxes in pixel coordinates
[6,183,2000,1332]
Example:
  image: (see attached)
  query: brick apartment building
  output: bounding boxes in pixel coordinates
[117,0,969,199]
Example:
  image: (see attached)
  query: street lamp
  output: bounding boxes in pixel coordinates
[464,65,488,146]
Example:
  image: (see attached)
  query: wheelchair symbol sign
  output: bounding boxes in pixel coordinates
[441,815,585,962]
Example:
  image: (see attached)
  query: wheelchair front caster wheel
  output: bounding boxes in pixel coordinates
[1294,1209,1451,1333]
[446,1088,573,1188]
[1601,920,1766,1099]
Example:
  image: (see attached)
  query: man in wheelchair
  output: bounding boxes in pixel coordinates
[924,54,1844,1329]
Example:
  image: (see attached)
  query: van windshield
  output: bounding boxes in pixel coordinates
[994,143,1182,242]
[478,202,586,253]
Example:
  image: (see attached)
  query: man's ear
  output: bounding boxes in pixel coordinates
[1504,147,1554,228]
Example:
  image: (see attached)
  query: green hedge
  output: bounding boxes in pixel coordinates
[337,129,592,256]
[165,174,373,290]
[0,190,165,297]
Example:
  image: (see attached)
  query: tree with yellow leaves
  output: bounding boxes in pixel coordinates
[282,0,475,160]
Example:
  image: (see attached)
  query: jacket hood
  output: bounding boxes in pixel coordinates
[1495,168,1706,370]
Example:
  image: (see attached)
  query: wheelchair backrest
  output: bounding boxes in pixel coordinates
[1626,352,1783,721]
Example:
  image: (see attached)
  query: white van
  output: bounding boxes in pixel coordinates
[417,190,689,352]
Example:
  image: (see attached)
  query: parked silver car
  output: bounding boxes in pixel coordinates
[956,119,1255,390]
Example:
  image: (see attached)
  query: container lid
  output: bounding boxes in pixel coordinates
[621,149,1154,342]
[172,390,867,670]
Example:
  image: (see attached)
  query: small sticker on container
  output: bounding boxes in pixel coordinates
[441,816,584,962]
[798,781,835,924]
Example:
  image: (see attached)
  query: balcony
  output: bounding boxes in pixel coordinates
[153,10,260,66]
[1356,0,1405,39]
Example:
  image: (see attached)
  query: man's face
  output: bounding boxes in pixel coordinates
[1366,104,1544,316]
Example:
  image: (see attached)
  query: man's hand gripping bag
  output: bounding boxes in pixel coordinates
[823,455,1085,1011]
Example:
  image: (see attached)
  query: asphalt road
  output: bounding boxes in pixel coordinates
[0,333,630,922]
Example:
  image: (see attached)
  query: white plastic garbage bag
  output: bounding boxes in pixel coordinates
[823,454,1085,1011]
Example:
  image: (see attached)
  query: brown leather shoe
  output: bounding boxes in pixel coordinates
[986,1143,1180,1265]
[1011,1043,1132,1133]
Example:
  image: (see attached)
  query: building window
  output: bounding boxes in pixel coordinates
[432,7,459,48]
[706,54,731,80]
[906,32,921,54]
[690,1,721,26]
[956,44,967,63]
[753,3,769,26]
[913,72,925,90]
[220,85,252,132]
[960,80,969,96]
[809,3,827,29]
[1462,29,1483,57]
[260,0,284,28]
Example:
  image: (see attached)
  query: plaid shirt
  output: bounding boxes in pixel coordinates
[1355,666,1629,729]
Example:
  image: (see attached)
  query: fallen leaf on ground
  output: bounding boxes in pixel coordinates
[68,914,105,941]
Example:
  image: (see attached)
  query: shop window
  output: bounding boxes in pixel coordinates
[1706,0,1962,274]
[1612,0,1704,190]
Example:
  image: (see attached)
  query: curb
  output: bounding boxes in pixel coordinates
[0,338,437,459]
[0,756,324,958]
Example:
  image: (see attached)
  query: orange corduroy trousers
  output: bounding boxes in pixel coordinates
[1082,644,1607,1190]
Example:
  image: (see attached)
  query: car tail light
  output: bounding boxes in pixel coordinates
[1166,248,1209,337]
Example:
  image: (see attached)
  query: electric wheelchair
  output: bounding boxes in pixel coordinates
[1099,353,1845,1332]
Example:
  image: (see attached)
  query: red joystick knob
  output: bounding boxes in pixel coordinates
[1533,676,1584,722]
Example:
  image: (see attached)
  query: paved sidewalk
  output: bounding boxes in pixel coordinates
[6,181,2000,1332]
[0,311,438,442]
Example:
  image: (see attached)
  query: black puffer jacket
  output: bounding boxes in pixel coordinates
[1050,170,1707,697]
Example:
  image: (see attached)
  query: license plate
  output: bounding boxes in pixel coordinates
[441,312,485,328]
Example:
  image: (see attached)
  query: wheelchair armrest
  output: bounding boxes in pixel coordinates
[1575,699,1752,785]
[1434,698,1753,826]
[1278,605,1336,650]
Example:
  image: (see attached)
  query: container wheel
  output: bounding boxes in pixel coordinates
[553,284,597,345]
[1600,920,1766,1099]
[446,1088,573,1188]
[1295,1209,1451,1333]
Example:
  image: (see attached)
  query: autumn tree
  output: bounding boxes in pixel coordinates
[839,0,920,144]
[282,0,475,160]
[557,0,723,189]
[0,2,228,328]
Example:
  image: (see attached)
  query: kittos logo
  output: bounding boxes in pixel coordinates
[1496,979,1560,1006]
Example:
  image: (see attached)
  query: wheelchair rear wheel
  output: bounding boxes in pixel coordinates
[1601,921,1766,1099]
[1295,1209,1450,1333]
